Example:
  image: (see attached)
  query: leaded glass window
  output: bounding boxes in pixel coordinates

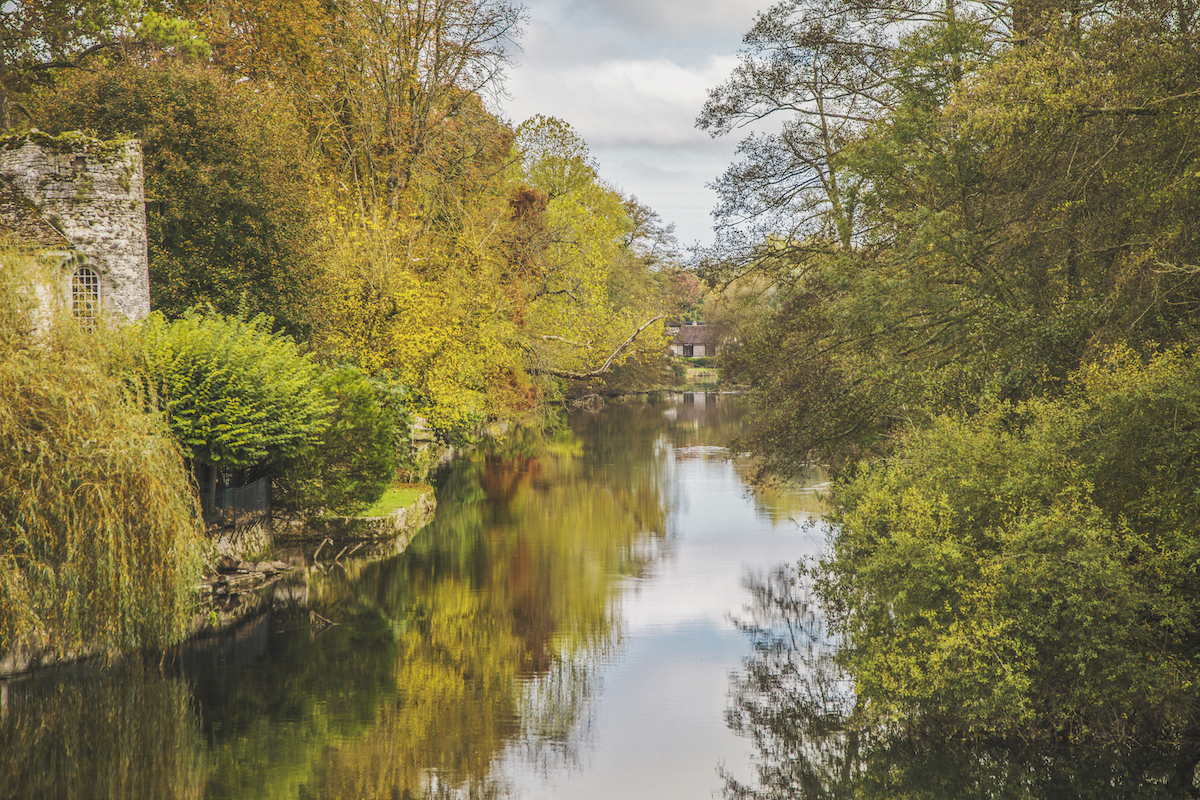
[72,267,100,328]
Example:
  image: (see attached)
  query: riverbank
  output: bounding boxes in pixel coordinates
[0,393,817,799]
[0,487,436,677]
[195,486,436,636]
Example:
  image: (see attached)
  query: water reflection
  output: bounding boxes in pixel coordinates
[184,414,671,800]
[0,397,691,799]
[0,664,208,799]
[1,394,846,799]
[725,566,1200,800]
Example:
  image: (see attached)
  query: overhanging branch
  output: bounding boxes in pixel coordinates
[534,316,665,380]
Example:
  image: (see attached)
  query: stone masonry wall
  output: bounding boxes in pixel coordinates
[0,132,150,320]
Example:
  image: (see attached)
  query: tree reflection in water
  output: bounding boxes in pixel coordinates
[0,663,208,799]
[725,566,1200,800]
[723,566,856,800]
[278,419,670,799]
[0,407,672,800]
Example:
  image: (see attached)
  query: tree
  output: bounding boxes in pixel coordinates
[515,114,597,199]
[0,0,208,130]
[661,266,703,322]
[271,0,526,207]
[35,63,321,336]
[512,116,670,386]
[698,0,883,261]
[310,149,527,441]
[819,347,1200,741]
[708,0,1200,473]
[172,0,330,83]
[0,250,205,655]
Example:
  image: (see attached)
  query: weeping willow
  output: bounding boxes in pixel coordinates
[0,250,206,657]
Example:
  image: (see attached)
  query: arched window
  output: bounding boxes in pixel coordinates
[72,267,101,328]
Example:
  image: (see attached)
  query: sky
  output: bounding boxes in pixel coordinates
[499,0,776,249]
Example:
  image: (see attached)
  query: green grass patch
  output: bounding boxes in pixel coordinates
[356,483,433,518]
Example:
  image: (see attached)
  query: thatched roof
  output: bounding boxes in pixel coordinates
[0,178,70,249]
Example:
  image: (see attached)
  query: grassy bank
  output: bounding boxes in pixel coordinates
[356,484,434,518]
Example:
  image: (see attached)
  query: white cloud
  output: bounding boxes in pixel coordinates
[499,0,779,245]
[503,51,749,244]
[534,0,768,40]
[506,54,738,147]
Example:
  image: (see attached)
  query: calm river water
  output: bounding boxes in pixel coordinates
[0,394,827,800]
[4,395,1198,799]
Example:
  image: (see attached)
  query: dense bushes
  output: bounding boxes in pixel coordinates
[125,311,330,497]
[821,348,1200,741]
[125,311,406,516]
[276,366,410,516]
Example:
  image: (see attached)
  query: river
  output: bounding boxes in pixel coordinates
[0,394,828,800]
[4,394,1198,799]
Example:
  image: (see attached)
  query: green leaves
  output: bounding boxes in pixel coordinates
[822,348,1200,740]
[131,310,330,472]
[37,63,320,337]
[277,366,405,516]
[714,0,1200,479]
[128,312,414,515]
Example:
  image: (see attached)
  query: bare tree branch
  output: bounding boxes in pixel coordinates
[534,316,665,379]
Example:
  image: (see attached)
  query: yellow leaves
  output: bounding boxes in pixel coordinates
[309,107,671,428]
[312,201,527,435]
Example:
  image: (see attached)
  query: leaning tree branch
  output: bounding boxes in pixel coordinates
[534,316,665,380]
[541,334,594,348]
[22,42,118,73]
[1080,89,1200,118]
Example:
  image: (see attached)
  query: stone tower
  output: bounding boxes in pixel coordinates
[0,131,150,321]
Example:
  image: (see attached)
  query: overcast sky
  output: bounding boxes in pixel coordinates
[499,0,775,249]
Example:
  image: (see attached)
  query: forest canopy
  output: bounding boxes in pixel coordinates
[4,0,685,444]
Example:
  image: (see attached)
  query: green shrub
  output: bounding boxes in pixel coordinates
[126,310,330,506]
[821,346,1200,741]
[126,314,410,517]
[277,366,409,516]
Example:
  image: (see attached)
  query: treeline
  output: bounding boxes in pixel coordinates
[703,0,1200,745]
[0,0,694,657]
[2,0,690,438]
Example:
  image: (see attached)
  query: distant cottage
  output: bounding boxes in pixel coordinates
[0,131,150,325]
[669,322,719,358]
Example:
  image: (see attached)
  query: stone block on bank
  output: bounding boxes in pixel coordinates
[274,490,436,542]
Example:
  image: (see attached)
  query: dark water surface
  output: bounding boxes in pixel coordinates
[0,395,825,800]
